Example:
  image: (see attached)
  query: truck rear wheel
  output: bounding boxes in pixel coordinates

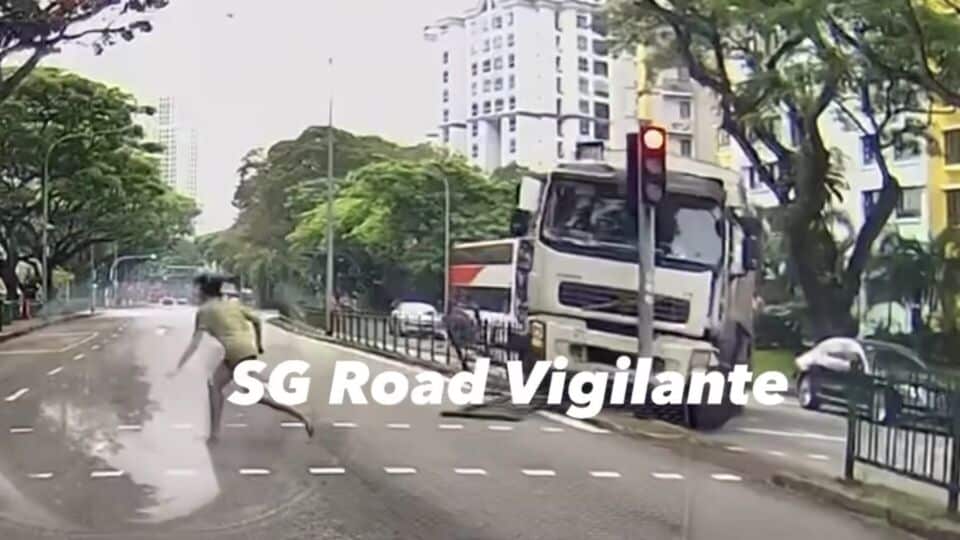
[686,378,736,431]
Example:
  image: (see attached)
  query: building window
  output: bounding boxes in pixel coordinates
[577,36,588,51]
[495,98,504,112]
[680,138,692,157]
[861,135,877,165]
[556,98,562,115]
[493,36,502,49]
[483,39,490,52]
[893,135,921,160]
[576,13,589,28]
[945,129,960,165]
[556,34,561,49]
[557,119,564,136]
[443,51,449,64]
[509,115,517,132]
[443,109,449,123]
[556,56,562,72]
[494,77,503,91]
[593,61,609,77]
[679,100,691,119]
[948,191,960,228]
[594,79,609,98]
[580,119,590,136]
[493,16,502,29]
[596,123,609,141]
[677,66,690,81]
[595,102,610,119]
[579,78,589,94]
[579,100,590,114]
[494,57,503,70]
[592,40,608,55]
[554,11,561,31]
[471,82,477,96]
[742,166,759,190]
[507,11,514,26]
[508,54,515,68]
[509,96,516,109]
[472,103,478,116]
[484,101,492,114]
[482,79,489,92]
[592,13,608,36]
[472,144,479,158]
[507,34,515,47]
[472,63,478,76]
[483,59,491,72]
[717,129,730,147]
[509,139,516,154]
[471,122,478,137]
[443,89,449,103]
[442,127,449,143]
[898,187,924,218]
[558,141,564,158]
[508,75,515,89]
[556,77,563,94]
[578,57,589,72]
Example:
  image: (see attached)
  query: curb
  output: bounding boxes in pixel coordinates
[0,312,93,344]
[772,472,960,540]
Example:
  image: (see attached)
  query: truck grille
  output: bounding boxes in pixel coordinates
[558,282,690,324]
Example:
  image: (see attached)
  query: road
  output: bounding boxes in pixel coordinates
[0,307,914,539]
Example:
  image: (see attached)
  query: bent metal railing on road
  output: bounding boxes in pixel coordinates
[328,310,525,370]
[844,369,960,513]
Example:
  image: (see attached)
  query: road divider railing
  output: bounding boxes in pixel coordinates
[844,369,960,513]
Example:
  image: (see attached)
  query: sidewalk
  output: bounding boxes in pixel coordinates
[0,311,93,344]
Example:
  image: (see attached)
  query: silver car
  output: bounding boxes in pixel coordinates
[390,302,442,337]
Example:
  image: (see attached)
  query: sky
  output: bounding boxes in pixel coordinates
[47,0,476,234]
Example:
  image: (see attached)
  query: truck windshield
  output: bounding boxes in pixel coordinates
[453,286,512,313]
[541,178,724,269]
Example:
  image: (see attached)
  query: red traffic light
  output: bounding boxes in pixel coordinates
[639,125,667,205]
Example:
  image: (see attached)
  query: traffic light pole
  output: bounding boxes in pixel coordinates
[637,204,655,359]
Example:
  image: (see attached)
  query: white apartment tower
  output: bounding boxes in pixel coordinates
[425,0,637,173]
[157,97,200,202]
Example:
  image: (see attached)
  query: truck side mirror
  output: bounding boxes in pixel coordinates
[517,176,542,213]
[739,216,763,272]
[510,210,531,236]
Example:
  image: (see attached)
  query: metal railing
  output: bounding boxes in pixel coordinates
[844,368,960,512]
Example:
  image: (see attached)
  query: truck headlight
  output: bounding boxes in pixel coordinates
[530,321,546,359]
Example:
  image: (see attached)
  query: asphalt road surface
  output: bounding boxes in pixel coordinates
[0,307,915,539]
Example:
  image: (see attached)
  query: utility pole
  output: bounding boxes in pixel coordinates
[89,244,96,314]
[324,57,336,333]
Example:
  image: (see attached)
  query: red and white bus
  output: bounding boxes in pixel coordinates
[449,238,531,327]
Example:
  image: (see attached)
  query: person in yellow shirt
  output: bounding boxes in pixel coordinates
[169,274,313,443]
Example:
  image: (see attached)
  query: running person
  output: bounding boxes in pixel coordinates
[169,274,314,443]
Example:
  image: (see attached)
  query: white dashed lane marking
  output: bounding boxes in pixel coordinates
[454,468,488,476]
[541,426,564,433]
[724,446,747,453]
[652,472,685,480]
[9,427,33,434]
[735,427,844,443]
[27,473,53,480]
[90,470,124,479]
[239,468,271,476]
[384,467,417,475]
[438,423,464,430]
[309,467,346,475]
[767,450,787,457]
[589,471,622,478]
[225,423,247,428]
[488,425,514,432]
[387,423,411,430]
[711,473,743,482]
[537,410,610,434]
[333,421,357,428]
[522,469,556,477]
[73,354,84,361]
[5,388,29,402]
[46,366,63,376]
[91,344,100,351]
[172,423,193,430]
[117,425,142,432]
[808,454,830,461]
[281,422,305,428]
[165,469,197,477]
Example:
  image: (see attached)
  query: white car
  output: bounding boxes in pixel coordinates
[390,302,442,337]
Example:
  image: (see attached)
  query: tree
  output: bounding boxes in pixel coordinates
[0,67,197,298]
[609,0,956,338]
[288,156,515,306]
[0,0,167,104]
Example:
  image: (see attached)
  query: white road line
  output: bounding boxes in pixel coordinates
[239,468,271,476]
[5,388,29,402]
[90,470,124,478]
[736,427,844,443]
[165,469,197,477]
[387,423,411,430]
[651,472,685,480]
[117,425,142,432]
[9,427,33,434]
[807,454,830,461]
[589,471,622,478]
[172,423,193,430]
[281,422,305,428]
[767,450,787,457]
[225,423,247,428]
[73,354,84,361]
[438,423,464,430]
[27,473,53,480]
[488,425,514,432]
[522,469,556,477]
[46,366,63,376]
[91,344,100,351]
[711,473,743,482]
[536,411,610,434]
[541,426,564,433]
[384,467,417,475]
[454,468,488,476]
[309,467,346,475]
[724,445,747,453]
[332,421,357,428]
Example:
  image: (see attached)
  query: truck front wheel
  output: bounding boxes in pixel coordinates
[686,379,737,431]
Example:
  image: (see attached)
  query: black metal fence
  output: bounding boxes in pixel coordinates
[844,368,960,512]
[328,310,525,370]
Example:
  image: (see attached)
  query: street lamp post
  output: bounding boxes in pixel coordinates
[42,125,138,318]
[324,57,336,332]
[442,175,450,315]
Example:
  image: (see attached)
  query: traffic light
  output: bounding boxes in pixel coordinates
[626,126,668,210]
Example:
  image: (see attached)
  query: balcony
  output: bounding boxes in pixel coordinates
[659,77,694,96]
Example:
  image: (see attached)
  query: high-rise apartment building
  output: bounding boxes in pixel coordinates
[425,0,638,173]
[155,97,199,202]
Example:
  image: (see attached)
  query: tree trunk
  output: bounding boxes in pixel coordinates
[0,258,18,301]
